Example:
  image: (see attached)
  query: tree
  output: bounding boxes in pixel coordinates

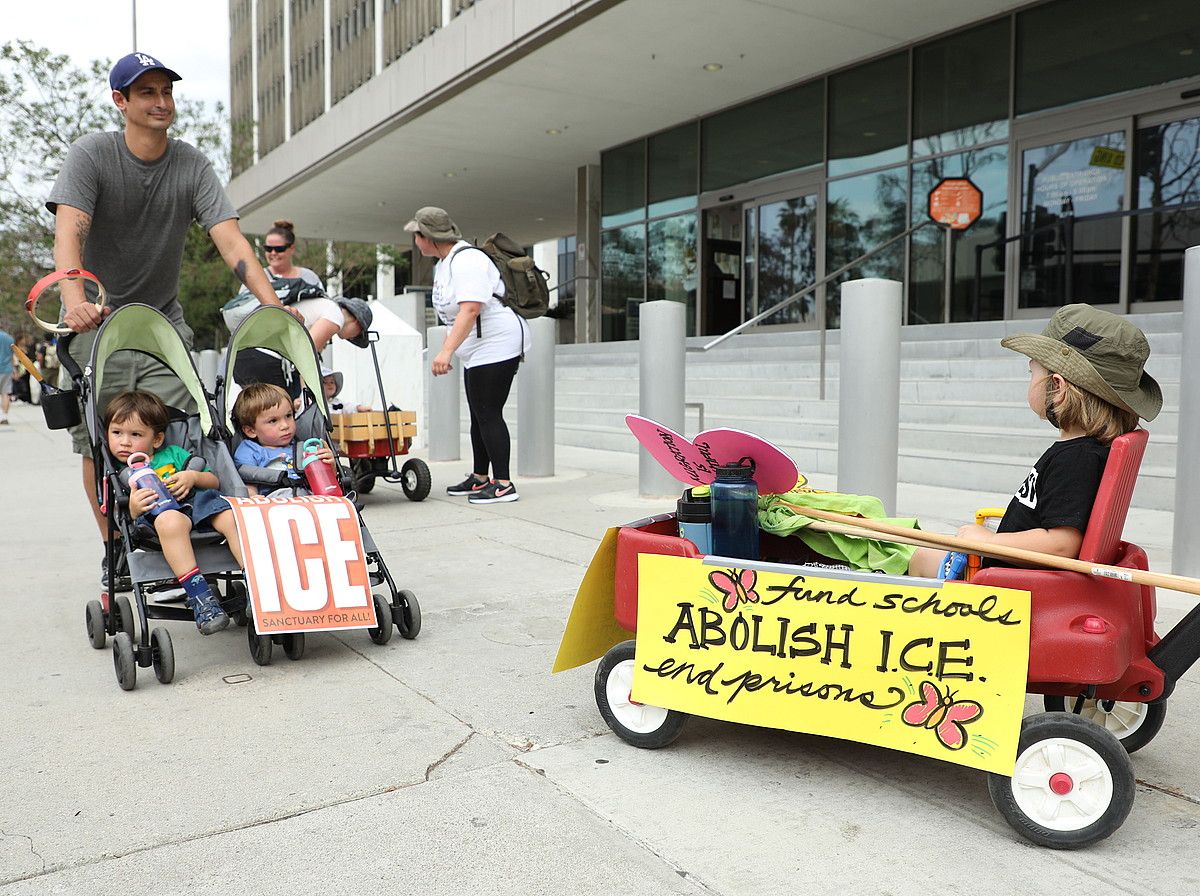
[0,41,116,332]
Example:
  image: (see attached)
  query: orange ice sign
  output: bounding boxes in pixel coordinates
[227,494,376,634]
[928,178,983,231]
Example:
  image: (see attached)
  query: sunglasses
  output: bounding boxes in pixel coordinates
[264,244,291,253]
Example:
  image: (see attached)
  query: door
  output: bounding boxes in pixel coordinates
[1013,122,1131,313]
[744,190,820,327]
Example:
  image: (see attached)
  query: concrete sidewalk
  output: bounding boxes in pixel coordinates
[0,399,1196,895]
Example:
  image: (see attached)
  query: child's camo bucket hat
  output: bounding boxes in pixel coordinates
[1001,303,1161,421]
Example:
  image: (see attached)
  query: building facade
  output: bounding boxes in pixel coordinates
[227,0,1200,343]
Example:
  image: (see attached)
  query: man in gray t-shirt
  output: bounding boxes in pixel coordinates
[47,51,295,550]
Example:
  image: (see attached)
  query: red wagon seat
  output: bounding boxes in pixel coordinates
[971,429,1163,699]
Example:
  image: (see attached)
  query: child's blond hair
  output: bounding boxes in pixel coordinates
[232,383,292,432]
[1048,378,1139,445]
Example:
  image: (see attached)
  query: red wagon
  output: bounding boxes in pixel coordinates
[592,429,1200,848]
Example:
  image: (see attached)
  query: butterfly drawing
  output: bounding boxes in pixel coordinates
[708,568,760,612]
[901,680,983,751]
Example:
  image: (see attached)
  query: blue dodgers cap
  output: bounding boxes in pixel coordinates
[108,52,182,91]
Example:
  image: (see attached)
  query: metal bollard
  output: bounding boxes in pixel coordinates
[638,300,686,497]
[837,278,902,515]
[518,317,556,477]
[426,325,461,462]
[197,349,220,396]
[1173,246,1200,577]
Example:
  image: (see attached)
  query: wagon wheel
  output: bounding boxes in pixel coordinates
[594,640,688,749]
[1044,695,1166,754]
[400,458,431,502]
[988,712,1135,849]
[350,458,376,494]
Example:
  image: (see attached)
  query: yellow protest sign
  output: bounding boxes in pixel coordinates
[552,528,630,673]
[632,555,1030,775]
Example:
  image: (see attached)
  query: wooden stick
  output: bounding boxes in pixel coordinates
[781,501,1200,599]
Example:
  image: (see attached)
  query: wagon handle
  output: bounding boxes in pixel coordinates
[365,331,402,481]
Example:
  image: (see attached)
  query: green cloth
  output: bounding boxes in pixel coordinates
[757,487,919,575]
[690,480,921,575]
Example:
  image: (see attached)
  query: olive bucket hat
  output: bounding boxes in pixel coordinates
[403,207,462,242]
[1001,303,1162,421]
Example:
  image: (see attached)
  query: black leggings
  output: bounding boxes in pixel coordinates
[463,356,520,481]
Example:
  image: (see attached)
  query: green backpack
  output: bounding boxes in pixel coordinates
[449,233,550,336]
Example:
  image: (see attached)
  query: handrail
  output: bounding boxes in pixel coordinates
[693,219,936,355]
[692,218,936,400]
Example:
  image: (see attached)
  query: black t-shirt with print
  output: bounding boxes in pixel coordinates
[981,437,1109,568]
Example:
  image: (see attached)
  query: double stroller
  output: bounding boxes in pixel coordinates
[62,304,419,691]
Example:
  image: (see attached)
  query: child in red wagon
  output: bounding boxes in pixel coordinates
[106,390,244,634]
[908,304,1161,578]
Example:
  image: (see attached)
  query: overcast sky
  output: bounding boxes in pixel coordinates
[7,1,230,110]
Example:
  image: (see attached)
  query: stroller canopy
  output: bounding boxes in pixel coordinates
[221,304,329,425]
[91,304,212,432]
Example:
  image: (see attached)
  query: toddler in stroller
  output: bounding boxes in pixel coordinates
[230,381,335,495]
[105,390,243,634]
[219,304,422,655]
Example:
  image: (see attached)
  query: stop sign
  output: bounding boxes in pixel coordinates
[928,178,983,230]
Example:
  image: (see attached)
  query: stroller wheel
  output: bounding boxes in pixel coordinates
[1043,695,1167,754]
[112,632,137,691]
[247,616,273,666]
[151,628,175,684]
[988,712,1134,849]
[401,459,431,501]
[112,594,136,642]
[229,580,250,627]
[86,599,107,649]
[394,589,421,640]
[283,632,306,661]
[351,459,376,494]
[369,593,393,645]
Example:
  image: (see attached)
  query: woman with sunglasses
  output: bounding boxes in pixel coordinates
[233,221,373,398]
[259,220,370,352]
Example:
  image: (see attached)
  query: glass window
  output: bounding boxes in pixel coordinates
[601,224,645,341]
[557,235,577,303]
[648,124,698,218]
[750,195,818,326]
[647,213,699,336]
[1019,131,1126,309]
[909,146,1009,325]
[1132,115,1200,302]
[828,53,908,177]
[913,19,1010,158]
[601,140,644,228]
[826,166,908,325]
[701,81,823,192]
[1016,0,1200,115]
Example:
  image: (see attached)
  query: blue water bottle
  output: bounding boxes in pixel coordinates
[710,457,759,560]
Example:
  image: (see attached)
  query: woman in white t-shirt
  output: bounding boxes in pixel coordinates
[406,206,530,505]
